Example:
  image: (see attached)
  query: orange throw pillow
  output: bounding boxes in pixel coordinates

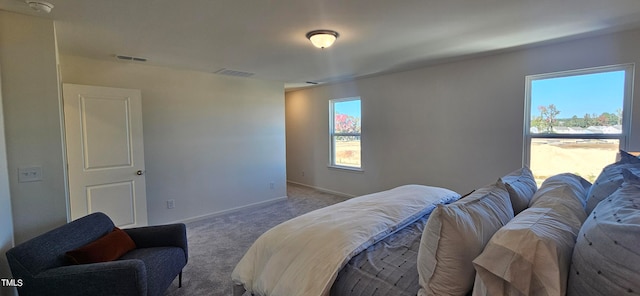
[66,227,136,264]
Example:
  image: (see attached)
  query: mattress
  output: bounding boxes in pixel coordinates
[330,213,430,296]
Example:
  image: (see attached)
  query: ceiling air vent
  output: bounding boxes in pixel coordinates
[115,55,148,62]
[214,68,254,78]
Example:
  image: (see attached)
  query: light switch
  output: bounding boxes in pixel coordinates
[18,166,43,183]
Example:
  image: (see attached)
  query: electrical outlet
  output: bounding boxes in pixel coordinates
[270,182,275,189]
[301,171,305,177]
[167,199,175,209]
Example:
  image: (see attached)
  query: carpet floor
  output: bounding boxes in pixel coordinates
[164,183,349,296]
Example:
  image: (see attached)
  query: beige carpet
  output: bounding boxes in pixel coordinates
[164,183,349,296]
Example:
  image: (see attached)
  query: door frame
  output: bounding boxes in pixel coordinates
[57,69,72,222]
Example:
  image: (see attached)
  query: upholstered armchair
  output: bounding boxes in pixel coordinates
[5,212,188,296]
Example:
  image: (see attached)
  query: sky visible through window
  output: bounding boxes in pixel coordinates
[334,100,361,118]
[531,70,624,118]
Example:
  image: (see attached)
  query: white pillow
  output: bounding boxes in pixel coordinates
[472,173,589,296]
[500,167,537,215]
[418,181,514,296]
[529,173,590,215]
[567,169,640,296]
[585,150,640,214]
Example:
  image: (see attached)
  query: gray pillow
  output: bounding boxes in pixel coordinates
[585,150,640,214]
[500,167,537,214]
[418,181,514,296]
[567,169,640,296]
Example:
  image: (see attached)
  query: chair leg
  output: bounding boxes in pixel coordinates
[179,271,183,288]
[233,284,247,296]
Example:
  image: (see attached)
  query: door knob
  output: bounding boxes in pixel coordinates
[136,170,144,175]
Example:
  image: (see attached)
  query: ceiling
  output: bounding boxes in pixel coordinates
[2,0,640,90]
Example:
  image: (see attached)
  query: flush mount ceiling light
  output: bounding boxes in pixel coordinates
[26,1,54,13]
[306,30,339,49]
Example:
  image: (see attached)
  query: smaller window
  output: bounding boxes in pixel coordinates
[329,97,362,170]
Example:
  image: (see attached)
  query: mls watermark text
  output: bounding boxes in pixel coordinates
[1,278,23,287]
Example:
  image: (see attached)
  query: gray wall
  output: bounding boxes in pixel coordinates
[59,56,287,225]
[0,65,16,296]
[0,11,67,245]
[286,28,640,197]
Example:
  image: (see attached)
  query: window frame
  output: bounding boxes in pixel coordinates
[329,97,362,171]
[523,64,635,167]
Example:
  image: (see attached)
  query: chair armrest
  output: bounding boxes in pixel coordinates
[124,224,188,261]
[22,260,147,296]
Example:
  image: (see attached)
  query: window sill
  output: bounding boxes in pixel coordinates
[328,165,364,173]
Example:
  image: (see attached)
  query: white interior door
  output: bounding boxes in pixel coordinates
[63,83,148,227]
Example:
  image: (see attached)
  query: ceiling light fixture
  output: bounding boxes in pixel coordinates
[26,1,54,13]
[306,30,339,49]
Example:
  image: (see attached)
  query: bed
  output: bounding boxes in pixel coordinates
[231,184,460,296]
[232,151,640,296]
[329,210,431,296]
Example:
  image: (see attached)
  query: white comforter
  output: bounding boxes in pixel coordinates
[231,184,460,296]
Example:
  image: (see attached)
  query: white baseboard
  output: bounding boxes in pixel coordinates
[169,195,288,224]
[286,180,355,198]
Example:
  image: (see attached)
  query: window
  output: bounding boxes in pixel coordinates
[524,64,633,185]
[329,97,362,170]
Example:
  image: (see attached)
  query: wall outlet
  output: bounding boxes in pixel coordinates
[167,199,175,209]
[301,171,305,177]
[270,182,275,189]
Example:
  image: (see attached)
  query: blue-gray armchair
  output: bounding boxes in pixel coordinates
[5,212,188,296]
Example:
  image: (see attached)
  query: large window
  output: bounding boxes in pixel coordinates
[524,64,634,185]
[329,97,362,169]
